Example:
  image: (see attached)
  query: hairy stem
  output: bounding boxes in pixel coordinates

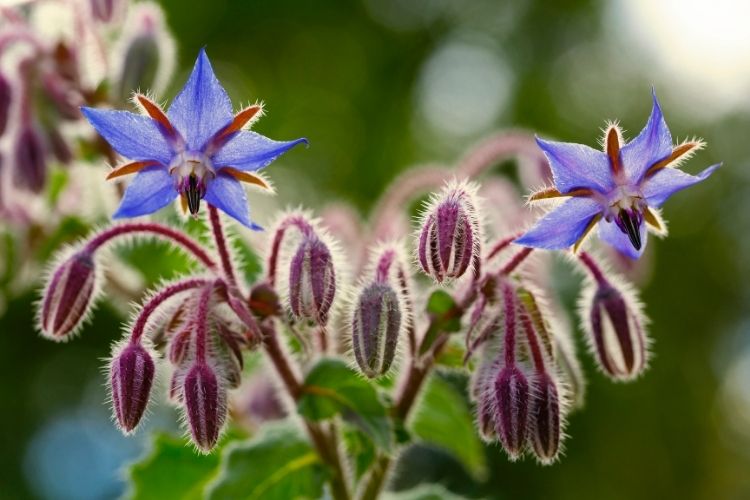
[85,222,218,271]
[578,250,608,286]
[500,247,534,275]
[208,205,238,288]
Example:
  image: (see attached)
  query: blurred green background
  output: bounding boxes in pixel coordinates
[2,0,750,498]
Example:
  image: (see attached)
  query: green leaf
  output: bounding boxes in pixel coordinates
[127,433,223,500]
[409,375,486,479]
[206,422,325,500]
[341,427,376,480]
[298,358,392,451]
[384,484,468,500]
[420,290,462,355]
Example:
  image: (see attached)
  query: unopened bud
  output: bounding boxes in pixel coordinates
[109,342,155,433]
[586,283,648,381]
[183,361,226,452]
[528,373,562,464]
[351,282,402,378]
[289,236,336,325]
[418,181,480,283]
[494,366,529,460]
[0,73,11,136]
[168,328,192,365]
[39,250,98,340]
[14,126,47,193]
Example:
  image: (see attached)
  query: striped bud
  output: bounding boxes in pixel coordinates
[39,250,98,340]
[528,373,562,464]
[183,361,226,452]
[587,283,648,381]
[109,343,155,433]
[14,126,47,193]
[418,181,480,283]
[289,236,336,325]
[351,282,402,378]
[494,366,530,460]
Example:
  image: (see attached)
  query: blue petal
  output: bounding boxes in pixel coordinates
[167,49,233,150]
[212,131,308,172]
[515,197,602,250]
[598,218,647,260]
[621,90,673,184]
[642,163,719,208]
[204,172,261,229]
[81,107,173,165]
[536,138,614,194]
[113,165,177,218]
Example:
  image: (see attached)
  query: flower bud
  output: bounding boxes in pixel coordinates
[351,282,402,378]
[494,366,530,460]
[586,283,648,381]
[109,342,155,433]
[14,126,47,193]
[39,250,98,340]
[168,328,193,365]
[183,361,226,452]
[289,236,336,325]
[418,181,480,283]
[0,73,11,137]
[528,373,562,464]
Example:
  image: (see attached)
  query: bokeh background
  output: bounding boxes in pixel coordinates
[2,0,750,498]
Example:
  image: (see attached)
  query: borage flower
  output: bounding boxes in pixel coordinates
[81,49,306,228]
[515,92,719,259]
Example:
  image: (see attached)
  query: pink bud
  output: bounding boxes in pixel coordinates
[418,181,480,283]
[288,236,336,324]
[39,250,98,341]
[109,342,155,433]
[494,366,529,460]
[587,283,649,381]
[351,282,402,378]
[14,126,47,193]
[528,373,562,464]
[183,361,226,452]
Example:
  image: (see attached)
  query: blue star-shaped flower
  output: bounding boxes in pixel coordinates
[81,49,307,229]
[515,91,719,259]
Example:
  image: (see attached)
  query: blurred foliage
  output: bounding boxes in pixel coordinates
[2,0,748,499]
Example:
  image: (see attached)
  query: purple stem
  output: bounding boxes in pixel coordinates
[208,205,237,288]
[194,283,215,362]
[486,233,523,262]
[85,222,218,271]
[500,247,534,276]
[266,214,314,287]
[578,251,609,286]
[501,280,518,367]
[518,301,546,373]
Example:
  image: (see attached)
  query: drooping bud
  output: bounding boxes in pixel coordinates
[585,282,649,381]
[289,235,336,325]
[109,342,155,433]
[351,282,402,378]
[39,249,98,341]
[0,73,11,136]
[528,373,562,464]
[417,180,481,283]
[183,361,226,452]
[494,366,530,460]
[168,328,193,365]
[14,126,47,193]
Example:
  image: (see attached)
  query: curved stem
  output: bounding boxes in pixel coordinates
[500,247,534,276]
[129,278,209,344]
[85,222,218,271]
[208,205,237,288]
[266,213,314,287]
[578,250,608,286]
[457,130,547,179]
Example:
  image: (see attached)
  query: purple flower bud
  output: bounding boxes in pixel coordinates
[168,328,193,365]
[0,73,11,136]
[494,366,530,460]
[586,283,648,381]
[289,236,336,325]
[14,126,47,193]
[39,250,98,341]
[471,357,499,442]
[109,342,155,433]
[418,181,480,283]
[351,282,402,378]
[183,361,226,452]
[528,373,562,464]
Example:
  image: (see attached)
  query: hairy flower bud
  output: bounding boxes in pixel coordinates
[289,236,336,325]
[351,282,402,378]
[39,250,98,340]
[14,126,47,193]
[183,361,226,452]
[109,342,155,433]
[418,181,480,283]
[585,282,648,381]
[494,366,530,459]
[168,328,193,365]
[528,373,562,464]
[0,73,11,136]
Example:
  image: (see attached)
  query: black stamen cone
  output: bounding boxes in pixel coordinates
[186,175,201,214]
[617,209,642,250]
